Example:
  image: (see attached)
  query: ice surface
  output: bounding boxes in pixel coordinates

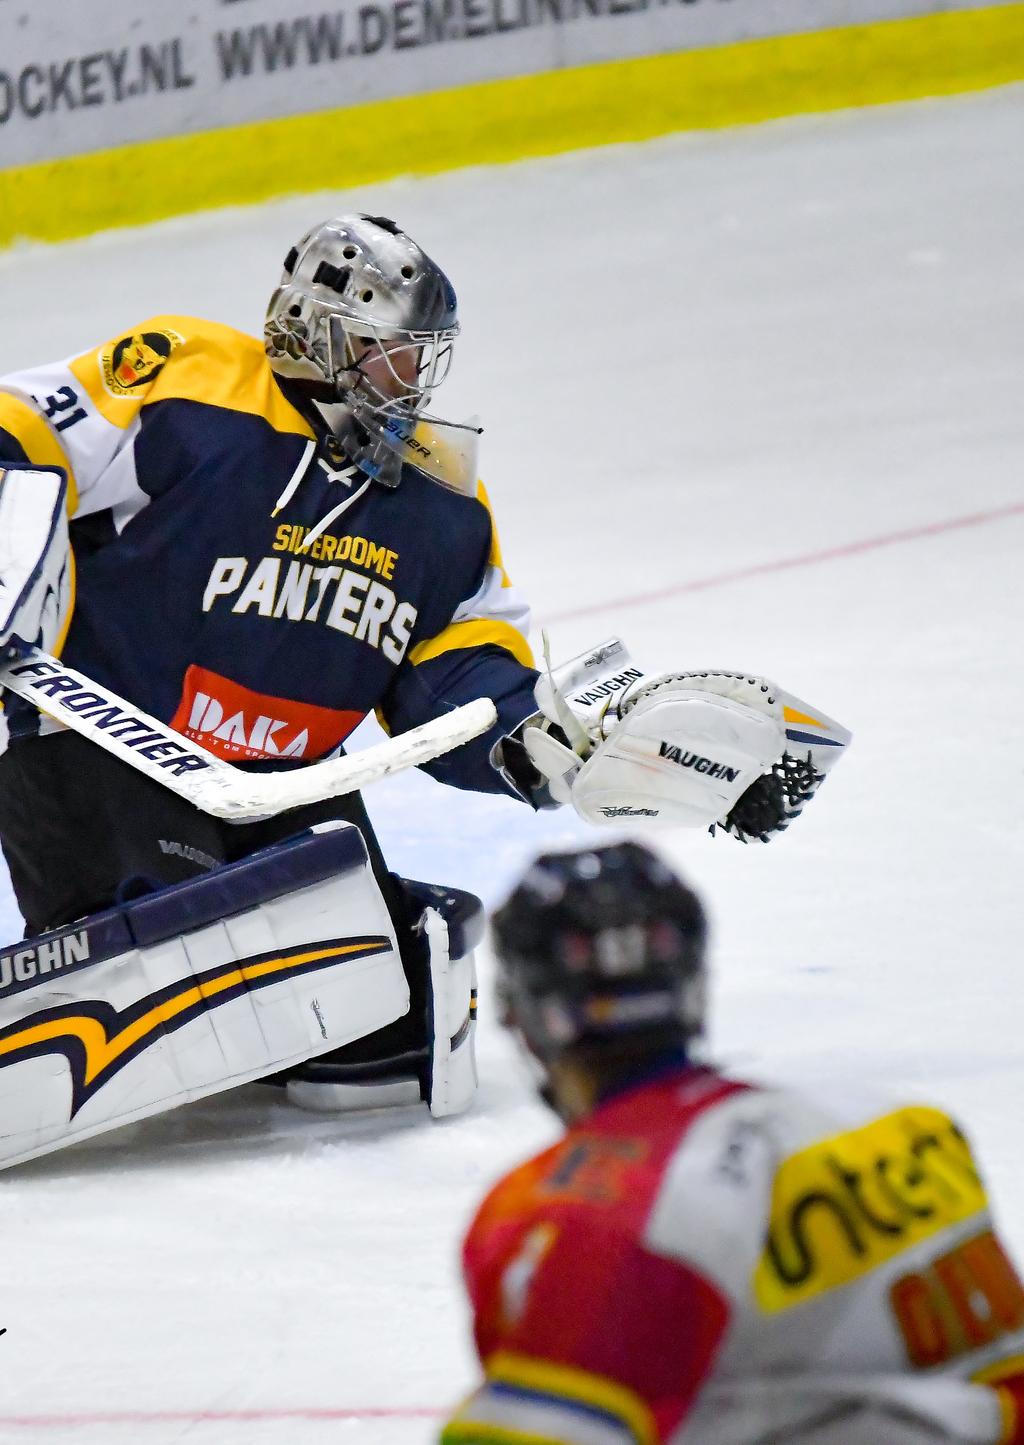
[0,85,1022,1441]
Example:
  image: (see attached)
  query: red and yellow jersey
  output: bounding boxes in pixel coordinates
[0,317,537,787]
[443,1066,1024,1444]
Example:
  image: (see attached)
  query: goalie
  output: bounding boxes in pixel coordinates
[0,213,849,1169]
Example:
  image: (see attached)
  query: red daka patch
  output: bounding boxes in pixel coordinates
[171,665,363,763]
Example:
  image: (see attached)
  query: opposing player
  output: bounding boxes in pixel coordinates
[443,843,1024,1445]
[0,214,849,1167]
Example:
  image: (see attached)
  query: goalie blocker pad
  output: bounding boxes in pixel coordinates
[0,822,409,1171]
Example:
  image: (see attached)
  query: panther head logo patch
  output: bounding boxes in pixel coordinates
[100,327,184,396]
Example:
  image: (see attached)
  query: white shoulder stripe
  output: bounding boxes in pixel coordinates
[453,561,531,638]
[0,363,136,517]
[644,1089,780,1298]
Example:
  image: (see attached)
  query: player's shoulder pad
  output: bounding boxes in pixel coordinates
[68,315,313,439]
[642,1084,783,1286]
[646,1077,989,1311]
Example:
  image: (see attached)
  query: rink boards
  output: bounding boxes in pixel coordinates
[0,0,1022,245]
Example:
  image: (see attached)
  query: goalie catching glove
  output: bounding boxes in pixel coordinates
[495,639,851,841]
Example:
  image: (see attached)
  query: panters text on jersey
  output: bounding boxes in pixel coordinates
[203,537,416,664]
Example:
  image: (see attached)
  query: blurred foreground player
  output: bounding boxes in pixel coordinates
[443,843,1024,1445]
[0,214,849,1168]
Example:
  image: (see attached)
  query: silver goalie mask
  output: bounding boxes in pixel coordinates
[265,214,475,489]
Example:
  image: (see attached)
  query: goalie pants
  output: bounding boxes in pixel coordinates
[0,731,429,1069]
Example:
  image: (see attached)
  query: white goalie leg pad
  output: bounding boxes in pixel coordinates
[0,822,408,1170]
[422,896,479,1118]
[284,881,482,1119]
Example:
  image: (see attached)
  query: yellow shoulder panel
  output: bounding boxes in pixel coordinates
[408,617,534,670]
[0,391,78,512]
[476,480,512,588]
[69,316,314,439]
[754,1105,988,1313]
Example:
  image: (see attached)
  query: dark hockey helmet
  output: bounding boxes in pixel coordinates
[491,842,708,1064]
[265,215,459,478]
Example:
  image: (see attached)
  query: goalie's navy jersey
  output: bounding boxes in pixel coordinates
[0,315,538,794]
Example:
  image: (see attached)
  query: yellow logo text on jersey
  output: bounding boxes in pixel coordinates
[273,524,398,577]
[755,1107,988,1312]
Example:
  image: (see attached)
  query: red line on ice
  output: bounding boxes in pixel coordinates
[540,500,1024,624]
[0,1407,442,1428]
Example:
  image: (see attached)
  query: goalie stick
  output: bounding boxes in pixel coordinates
[0,645,497,821]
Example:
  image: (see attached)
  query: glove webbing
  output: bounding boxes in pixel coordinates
[714,753,824,844]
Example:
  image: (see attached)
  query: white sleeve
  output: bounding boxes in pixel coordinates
[0,362,146,523]
[0,316,197,523]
